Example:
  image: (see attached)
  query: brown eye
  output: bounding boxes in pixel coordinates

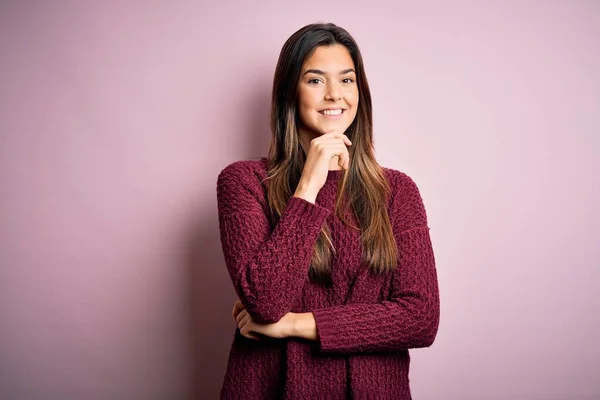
[307,78,321,84]
[342,78,355,84]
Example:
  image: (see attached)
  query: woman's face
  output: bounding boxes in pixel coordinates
[296,44,359,140]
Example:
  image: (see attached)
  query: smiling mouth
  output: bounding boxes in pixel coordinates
[319,109,345,116]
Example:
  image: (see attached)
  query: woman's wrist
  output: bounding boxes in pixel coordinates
[287,312,318,341]
[293,181,319,204]
[293,189,318,204]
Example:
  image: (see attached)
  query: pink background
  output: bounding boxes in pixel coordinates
[1,2,599,399]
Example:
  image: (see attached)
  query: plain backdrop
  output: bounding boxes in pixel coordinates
[1,1,599,399]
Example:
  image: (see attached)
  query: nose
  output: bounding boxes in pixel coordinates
[324,81,341,101]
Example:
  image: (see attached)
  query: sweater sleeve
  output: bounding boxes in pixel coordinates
[311,174,440,353]
[216,161,331,324]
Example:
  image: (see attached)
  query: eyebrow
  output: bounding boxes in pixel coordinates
[302,68,356,76]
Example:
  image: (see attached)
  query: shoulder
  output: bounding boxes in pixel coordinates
[381,166,421,197]
[216,158,270,212]
[217,157,269,189]
[381,166,428,230]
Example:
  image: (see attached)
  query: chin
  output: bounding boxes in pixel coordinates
[315,120,350,132]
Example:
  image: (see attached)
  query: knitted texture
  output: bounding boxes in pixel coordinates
[216,158,439,400]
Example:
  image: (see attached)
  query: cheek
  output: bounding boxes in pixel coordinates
[297,94,315,126]
[297,100,312,121]
[347,88,359,107]
[299,86,322,107]
[298,92,320,118]
[348,93,359,119]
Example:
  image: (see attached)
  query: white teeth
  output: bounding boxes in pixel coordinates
[320,109,343,116]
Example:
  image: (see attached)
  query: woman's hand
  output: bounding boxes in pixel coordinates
[294,130,352,203]
[232,299,293,340]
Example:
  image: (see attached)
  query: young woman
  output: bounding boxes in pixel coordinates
[216,22,440,400]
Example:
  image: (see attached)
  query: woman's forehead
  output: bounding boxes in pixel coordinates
[302,45,355,72]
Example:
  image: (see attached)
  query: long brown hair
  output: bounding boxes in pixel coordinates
[266,22,397,284]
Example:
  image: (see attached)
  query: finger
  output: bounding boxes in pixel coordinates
[245,325,262,340]
[233,307,241,322]
[236,309,248,325]
[334,144,350,158]
[240,326,261,341]
[235,309,247,325]
[232,300,245,319]
[235,299,245,311]
[337,155,346,169]
[240,320,260,340]
[237,312,251,330]
[342,149,350,169]
[320,142,349,155]
[340,155,350,170]
[323,131,352,146]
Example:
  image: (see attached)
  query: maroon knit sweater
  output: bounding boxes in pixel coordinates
[216,158,439,400]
